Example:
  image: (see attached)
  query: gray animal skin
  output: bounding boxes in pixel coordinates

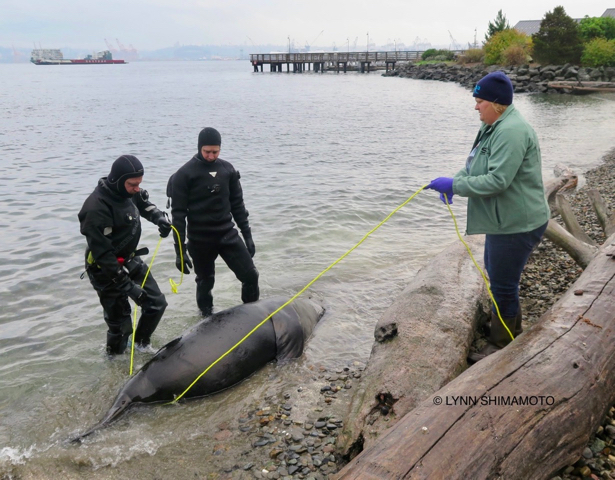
[72,296,325,442]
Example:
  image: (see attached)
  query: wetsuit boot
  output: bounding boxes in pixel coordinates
[196,283,214,317]
[106,329,130,355]
[468,312,516,364]
[133,297,167,349]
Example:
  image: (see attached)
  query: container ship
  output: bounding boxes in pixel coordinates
[30,49,126,65]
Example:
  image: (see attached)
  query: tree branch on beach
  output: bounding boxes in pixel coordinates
[544,166,615,269]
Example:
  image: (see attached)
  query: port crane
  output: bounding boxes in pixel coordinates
[448,30,461,50]
[104,39,118,53]
[304,30,324,51]
[12,44,23,62]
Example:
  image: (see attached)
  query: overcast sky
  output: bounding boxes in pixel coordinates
[3,0,610,51]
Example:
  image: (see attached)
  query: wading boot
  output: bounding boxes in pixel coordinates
[468,312,516,364]
[514,306,523,337]
[106,330,130,355]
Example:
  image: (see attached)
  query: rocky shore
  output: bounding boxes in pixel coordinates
[215,149,615,480]
[385,62,615,94]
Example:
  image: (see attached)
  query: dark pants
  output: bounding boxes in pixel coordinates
[484,221,548,318]
[188,229,259,315]
[88,257,167,354]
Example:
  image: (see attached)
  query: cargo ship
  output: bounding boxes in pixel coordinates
[30,49,126,65]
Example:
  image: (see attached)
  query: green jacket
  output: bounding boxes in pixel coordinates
[453,104,550,235]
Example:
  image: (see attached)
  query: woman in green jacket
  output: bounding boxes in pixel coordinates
[426,71,549,363]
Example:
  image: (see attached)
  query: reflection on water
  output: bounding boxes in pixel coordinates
[1,61,614,477]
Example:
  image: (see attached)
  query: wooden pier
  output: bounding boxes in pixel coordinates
[249,50,466,73]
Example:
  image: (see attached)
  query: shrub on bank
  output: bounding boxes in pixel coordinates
[502,44,529,66]
[581,38,615,67]
[421,49,455,61]
[578,16,615,42]
[458,48,485,64]
[484,29,532,65]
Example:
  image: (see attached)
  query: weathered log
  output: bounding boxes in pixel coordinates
[334,234,615,480]
[556,192,597,246]
[336,236,488,458]
[544,172,578,216]
[588,188,615,237]
[543,218,598,269]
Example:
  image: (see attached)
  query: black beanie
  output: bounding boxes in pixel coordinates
[198,127,222,151]
[106,155,144,198]
[473,71,513,105]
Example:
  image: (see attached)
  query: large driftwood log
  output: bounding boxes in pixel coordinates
[334,234,615,479]
[336,236,488,458]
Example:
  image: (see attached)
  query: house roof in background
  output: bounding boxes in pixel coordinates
[513,8,614,36]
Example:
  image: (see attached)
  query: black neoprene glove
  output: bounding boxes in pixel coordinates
[174,243,193,274]
[242,229,255,258]
[157,216,172,238]
[114,272,148,306]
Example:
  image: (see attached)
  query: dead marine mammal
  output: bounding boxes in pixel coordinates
[72,296,325,442]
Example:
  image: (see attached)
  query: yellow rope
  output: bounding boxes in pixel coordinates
[442,195,514,341]
[165,185,428,404]
[169,225,184,293]
[129,236,164,375]
[159,184,512,402]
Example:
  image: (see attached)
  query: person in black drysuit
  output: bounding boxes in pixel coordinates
[169,127,259,316]
[78,155,172,355]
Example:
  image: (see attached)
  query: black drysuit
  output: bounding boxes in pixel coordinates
[78,179,168,354]
[170,154,259,315]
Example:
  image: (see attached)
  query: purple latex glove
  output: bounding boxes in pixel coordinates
[427,177,454,205]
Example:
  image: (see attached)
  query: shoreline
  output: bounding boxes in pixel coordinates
[386,62,615,95]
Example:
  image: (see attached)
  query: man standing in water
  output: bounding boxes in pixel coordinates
[169,127,259,316]
[78,155,171,355]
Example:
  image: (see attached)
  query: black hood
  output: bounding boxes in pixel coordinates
[104,155,144,198]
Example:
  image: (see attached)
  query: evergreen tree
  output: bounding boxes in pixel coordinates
[532,6,583,64]
[485,10,511,42]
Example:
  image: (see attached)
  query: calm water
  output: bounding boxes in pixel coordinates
[1,60,614,478]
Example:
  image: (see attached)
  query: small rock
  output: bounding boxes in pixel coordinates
[578,466,592,476]
[269,449,284,459]
[590,439,606,455]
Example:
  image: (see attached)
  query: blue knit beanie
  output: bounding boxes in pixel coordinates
[473,71,513,105]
